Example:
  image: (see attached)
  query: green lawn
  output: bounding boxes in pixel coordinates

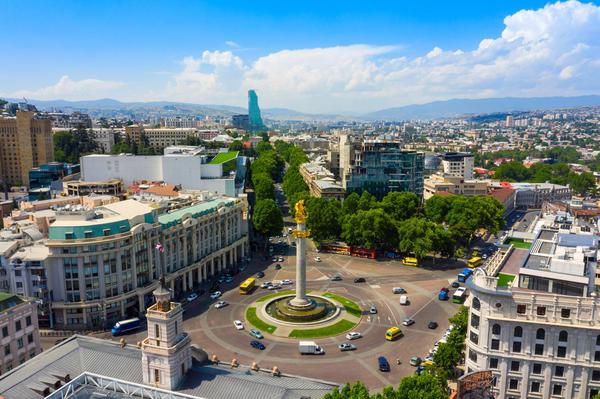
[497,273,516,287]
[245,307,277,334]
[323,292,362,317]
[289,319,356,338]
[256,290,301,302]
[208,151,239,164]
[505,238,531,249]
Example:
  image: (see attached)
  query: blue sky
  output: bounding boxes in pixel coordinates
[2,0,600,113]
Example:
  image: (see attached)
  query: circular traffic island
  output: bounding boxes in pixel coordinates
[245,291,362,338]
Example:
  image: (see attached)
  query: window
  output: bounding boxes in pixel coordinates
[1,326,7,338]
[509,379,519,390]
[489,358,498,369]
[27,334,33,344]
[17,338,23,349]
[561,308,571,318]
[492,324,501,335]
[491,339,500,350]
[517,304,527,314]
[537,306,546,316]
[471,314,480,328]
[25,316,31,327]
[592,370,600,381]
[533,363,542,374]
[512,341,522,353]
[535,343,544,355]
[511,361,520,372]
[531,381,541,393]
[154,324,160,338]
[15,321,21,332]
[472,297,480,310]
[4,345,10,356]
[468,349,477,362]
[514,326,523,337]
[595,351,600,362]
[557,346,567,358]
[555,366,564,377]
[559,330,568,342]
[597,335,600,346]
[553,384,562,396]
[154,369,159,383]
[470,332,479,344]
[536,328,545,340]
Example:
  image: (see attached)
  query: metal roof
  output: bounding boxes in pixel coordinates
[158,199,236,229]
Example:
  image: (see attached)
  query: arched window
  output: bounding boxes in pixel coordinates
[559,331,568,343]
[492,324,501,335]
[472,297,480,310]
[514,326,523,338]
[536,328,545,340]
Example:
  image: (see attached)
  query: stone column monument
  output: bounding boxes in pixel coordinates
[289,200,312,309]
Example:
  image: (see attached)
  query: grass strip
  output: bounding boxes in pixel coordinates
[245,307,277,334]
[289,319,356,338]
[323,292,362,317]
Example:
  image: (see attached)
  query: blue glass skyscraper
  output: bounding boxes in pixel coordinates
[248,89,264,132]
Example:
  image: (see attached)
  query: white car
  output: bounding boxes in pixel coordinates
[345,332,362,340]
[278,257,284,262]
[260,282,273,289]
[314,256,321,262]
[186,293,199,302]
[281,279,293,285]
[210,291,222,300]
[402,318,415,326]
[233,320,245,330]
[271,257,277,262]
[214,300,228,309]
[267,284,281,290]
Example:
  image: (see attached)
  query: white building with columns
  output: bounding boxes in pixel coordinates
[466,216,600,399]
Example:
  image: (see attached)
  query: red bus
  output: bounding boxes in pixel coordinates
[350,247,377,259]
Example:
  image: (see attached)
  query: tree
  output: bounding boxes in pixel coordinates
[282,168,308,199]
[322,382,370,399]
[357,191,377,211]
[306,197,341,242]
[342,208,398,249]
[432,343,460,384]
[493,161,532,181]
[256,141,273,155]
[252,199,283,237]
[397,217,436,259]
[229,140,244,152]
[253,173,275,200]
[570,172,596,196]
[341,192,360,217]
[380,192,420,221]
[394,373,448,399]
[424,195,451,223]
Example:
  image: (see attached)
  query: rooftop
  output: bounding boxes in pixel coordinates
[158,198,236,229]
[0,293,24,313]
[208,151,238,164]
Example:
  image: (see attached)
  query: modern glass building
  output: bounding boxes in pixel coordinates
[343,140,424,200]
[247,90,264,132]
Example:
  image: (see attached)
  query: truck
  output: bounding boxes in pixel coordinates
[458,268,474,283]
[111,317,141,336]
[298,341,325,355]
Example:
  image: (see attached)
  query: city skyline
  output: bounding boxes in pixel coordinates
[1,0,600,113]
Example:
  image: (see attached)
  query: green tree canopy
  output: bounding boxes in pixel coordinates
[341,192,360,217]
[342,208,398,249]
[252,173,275,201]
[252,199,283,237]
[228,140,244,152]
[357,191,377,211]
[379,192,420,221]
[570,172,596,196]
[306,197,341,242]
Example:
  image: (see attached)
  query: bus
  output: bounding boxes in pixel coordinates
[458,268,473,283]
[239,277,256,295]
[467,257,482,268]
[385,327,403,341]
[453,287,468,304]
[402,257,418,267]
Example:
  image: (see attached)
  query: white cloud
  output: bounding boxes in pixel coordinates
[164,0,600,113]
[225,41,240,48]
[7,75,124,100]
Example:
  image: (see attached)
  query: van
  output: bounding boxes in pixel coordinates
[385,327,403,341]
[400,295,408,305]
[392,287,406,294]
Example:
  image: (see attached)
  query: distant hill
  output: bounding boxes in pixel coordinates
[364,95,600,120]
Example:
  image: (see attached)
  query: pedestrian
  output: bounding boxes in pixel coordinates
[396,358,401,365]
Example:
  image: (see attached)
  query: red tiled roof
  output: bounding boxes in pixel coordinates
[489,188,515,204]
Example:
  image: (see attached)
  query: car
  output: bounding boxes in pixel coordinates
[451,281,460,288]
[274,264,282,270]
[415,365,426,375]
[369,305,377,314]
[268,284,281,290]
[225,277,233,283]
[331,275,342,281]
[233,320,245,330]
[410,356,422,366]
[250,340,265,350]
[428,321,438,330]
[392,287,406,294]
[402,318,415,326]
[281,279,293,285]
[338,343,357,351]
[271,257,277,262]
[424,354,433,362]
[218,276,226,283]
[249,329,264,339]
[214,300,228,309]
[353,277,366,283]
[314,256,321,262]
[256,271,265,278]
[186,293,199,302]
[210,291,222,300]
[261,281,273,288]
[482,254,488,260]
[345,332,362,340]
[378,356,390,372]
[278,257,284,262]
[440,287,449,293]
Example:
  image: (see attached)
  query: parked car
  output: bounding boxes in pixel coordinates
[214,300,228,309]
[278,257,284,262]
[410,356,422,366]
[354,277,366,283]
[346,332,362,340]
[256,271,265,278]
[281,279,293,285]
[233,320,245,330]
[271,257,278,262]
[274,264,282,270]
[400,295,409,305]
[250,340,265,350]
[369,305,377,314]
[186,293,199,302]
[451,281,460,288]
[402,318,415,326]
[314,256,321,262]
[249,329,264,339]
[225,277,233,283]
[428,321,438,330]
[261,282,273,289]
[210,291,222,300]
[338,343,357,351]
[268,284,281,290]
[378,356,390,372]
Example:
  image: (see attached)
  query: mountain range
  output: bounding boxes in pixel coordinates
[3,95,600,121]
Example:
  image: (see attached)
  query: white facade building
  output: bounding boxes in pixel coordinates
[440,152,474,179]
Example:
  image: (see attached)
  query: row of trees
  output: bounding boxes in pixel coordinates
[322,307,469,399]
[53,127,99,163]
[275,141,310,215]
[298,191,503,259]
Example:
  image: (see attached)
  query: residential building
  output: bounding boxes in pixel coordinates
[440,152,474,179]
[342,139,424,200]
[299,162,345,200]
[423,174,489,200]
[0,111,53,187]
[162,116,196,129]
[91,128,116,153]
[506,115,514,128]
[0,293,41,374]
[248,89,264,132]
[466,214,600,399]
[125,125,199,151]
